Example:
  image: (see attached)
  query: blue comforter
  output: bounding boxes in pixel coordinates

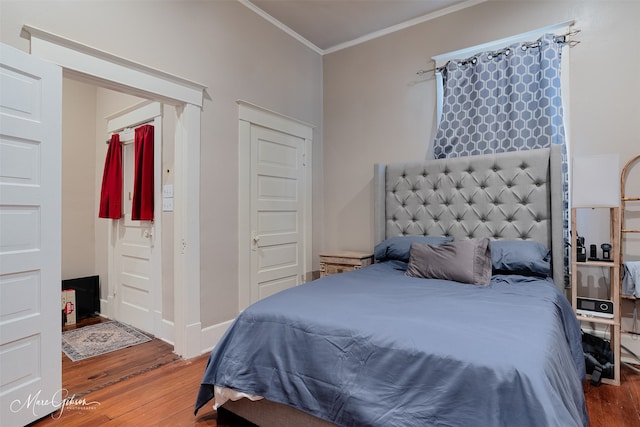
[196,261,588,426]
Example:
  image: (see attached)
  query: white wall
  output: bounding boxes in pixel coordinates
[1,1,323,331]
[61,79,97,279]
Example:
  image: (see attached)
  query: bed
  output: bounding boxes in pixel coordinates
[195,146,588,427]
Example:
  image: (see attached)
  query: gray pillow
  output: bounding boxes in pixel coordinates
[374,235,454,262]
[405,238,492,285]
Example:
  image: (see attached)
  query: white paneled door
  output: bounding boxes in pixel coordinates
[250,125,306,302]
[0,43,62,425]
[107,103,162,336]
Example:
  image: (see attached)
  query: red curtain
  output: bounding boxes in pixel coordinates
[131,125,154,221]
[98,134,122,219]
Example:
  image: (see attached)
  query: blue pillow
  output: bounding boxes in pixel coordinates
[490,240,551,277]
[374,235,454,262]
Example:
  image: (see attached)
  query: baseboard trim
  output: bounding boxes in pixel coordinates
[157,318,175,345]
[99,297,111,318]
[200,319,235,354]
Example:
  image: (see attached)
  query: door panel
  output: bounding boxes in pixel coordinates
[0,43,62,426]
[258,211,297,234]
[250,125,304,303]
[259,244,298,273]
[258,275,298,300]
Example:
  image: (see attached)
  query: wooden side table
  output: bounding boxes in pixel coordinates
[319,251,374,278]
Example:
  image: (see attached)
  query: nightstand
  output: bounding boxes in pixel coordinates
[319,251,374,277]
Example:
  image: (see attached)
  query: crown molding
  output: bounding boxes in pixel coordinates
[238,0,323,55]
[239,0,487,56]
[324,0,486,55]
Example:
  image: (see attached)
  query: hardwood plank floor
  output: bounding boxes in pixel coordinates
[28,317,640,426]
[60,317,181,398]
[584,364,640,427]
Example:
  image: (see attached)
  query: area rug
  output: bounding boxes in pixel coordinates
[62,320,151,362]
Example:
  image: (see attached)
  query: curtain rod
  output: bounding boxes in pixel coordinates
[105,121,154,144]
[416,29,580,76]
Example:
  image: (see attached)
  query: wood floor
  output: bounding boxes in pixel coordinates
[59,317,181,398]
[29,318,640,426]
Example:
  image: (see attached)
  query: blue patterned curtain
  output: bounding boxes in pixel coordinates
[432,33,569,282]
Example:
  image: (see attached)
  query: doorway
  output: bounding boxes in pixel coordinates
[26,25,205,358]
[57,86,171,405]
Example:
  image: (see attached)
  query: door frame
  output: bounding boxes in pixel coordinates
[105,101,163,336]
[23,25,205,358]
[237,100,313,311]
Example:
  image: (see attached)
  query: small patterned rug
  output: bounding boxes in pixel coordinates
[62,320,151,362]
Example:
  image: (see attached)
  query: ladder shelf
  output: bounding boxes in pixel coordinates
[619,154,640,338]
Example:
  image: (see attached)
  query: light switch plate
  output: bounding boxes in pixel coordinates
[163,184,174,198]
[162,197,174,211]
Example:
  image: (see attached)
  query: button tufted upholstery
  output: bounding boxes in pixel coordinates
[373,146,564,288]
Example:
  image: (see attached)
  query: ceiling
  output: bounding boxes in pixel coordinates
[245,0,478,53]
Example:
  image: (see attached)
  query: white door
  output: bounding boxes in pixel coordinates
[106,103,162,335]
[0,43,62,425]
[250,125,306,302]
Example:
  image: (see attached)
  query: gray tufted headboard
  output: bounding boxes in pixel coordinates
[374,146,564,289]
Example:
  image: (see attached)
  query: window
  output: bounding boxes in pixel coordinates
[431,21,574,159]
